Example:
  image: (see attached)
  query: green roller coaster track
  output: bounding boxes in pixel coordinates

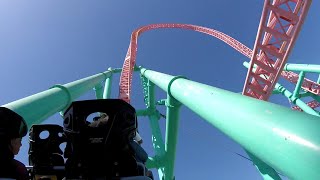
[1,63,320,180]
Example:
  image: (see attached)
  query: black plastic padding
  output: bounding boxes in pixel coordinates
[0,107,27,138]
[63,99,136,133]
[63,99,139,178]
[28,124,66,167]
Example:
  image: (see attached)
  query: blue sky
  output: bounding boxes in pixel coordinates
[0,1,319,179]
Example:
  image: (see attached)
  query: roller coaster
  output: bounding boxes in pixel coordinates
[1,0,319,179]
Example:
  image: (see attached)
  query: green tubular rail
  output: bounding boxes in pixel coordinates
[2,65,320,180]
[2,70,112,127]
[284,63,320,73]
[140,67,320,180]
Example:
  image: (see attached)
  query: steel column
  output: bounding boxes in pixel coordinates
[103,67,114,99]
[163,95,181,180]
[292,71,305,98]
[145,79,166,178]
[147,81,166,159]
[94,83,104,99]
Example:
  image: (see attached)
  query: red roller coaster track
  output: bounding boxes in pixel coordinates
[243,0,312,100]
[118,0,318,110]
[118,24,252,103]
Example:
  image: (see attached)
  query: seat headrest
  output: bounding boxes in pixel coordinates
[0,107,27,139]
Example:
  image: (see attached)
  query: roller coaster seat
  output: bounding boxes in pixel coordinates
[63,99,140,179]
[28,124,66,179]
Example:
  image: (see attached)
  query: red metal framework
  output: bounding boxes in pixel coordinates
[118,24,253,103]
[119,1,314,104]
[242,0,311,100]
[119,26,319,103]
[281,71,320,95]
[292,100,320,111]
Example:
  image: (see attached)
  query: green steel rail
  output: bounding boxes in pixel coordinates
[140,67,320,180]
[3,70,112,127]
[1,65,320,180]
[284,63,320,73]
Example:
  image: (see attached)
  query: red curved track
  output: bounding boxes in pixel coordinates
[118,24,253,103]
[118,0,318,110]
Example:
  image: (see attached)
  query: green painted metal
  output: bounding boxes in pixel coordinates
[299,92,311,98]
[143,79,166,179]
[243,61,319,116]
[103,67,114,99]
[141,68,320,180]
[148,114,166,179]
[111,68,123,73]
[145,79,165,156]
[272,89,281,94]
[2,71,112,128]
[245,151,282,180]
[145,156,159,169]
[142,67,282,180]
[156,99,166,105]
[243,63,283,180]
[146,79,155,111]
[275,83,319,116]
[311,94,320,102]
[163,95,181,180]
[2,61,318,180]
[292,71,305,98]
[94,83,104,99]
[284,63,320,73]
[141,75,150,108]
[136,109,150,116]
[244,61,320,74]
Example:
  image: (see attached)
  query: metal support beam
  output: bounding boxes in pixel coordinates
[146,79,166,158]
[274,83,319,116]
[148,114,166,179]
[299,92,311,98]
[142,78,166,179]
[163,94,181,180]
[146,156,160,169]
[272,89,281,94]
[245,151,281,180]
[311,94,320,104]
[284,63,320,73]
[103,67,114,99]
[292,71,305,98]
[94,83,104,99]
[136,109,150,117]
[243,61,319,115]
[141,68,320,180]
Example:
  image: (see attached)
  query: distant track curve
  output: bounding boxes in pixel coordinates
[118,23,252,103]
[118,23,319,108]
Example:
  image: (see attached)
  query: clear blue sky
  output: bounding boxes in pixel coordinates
[0,1,319,179]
